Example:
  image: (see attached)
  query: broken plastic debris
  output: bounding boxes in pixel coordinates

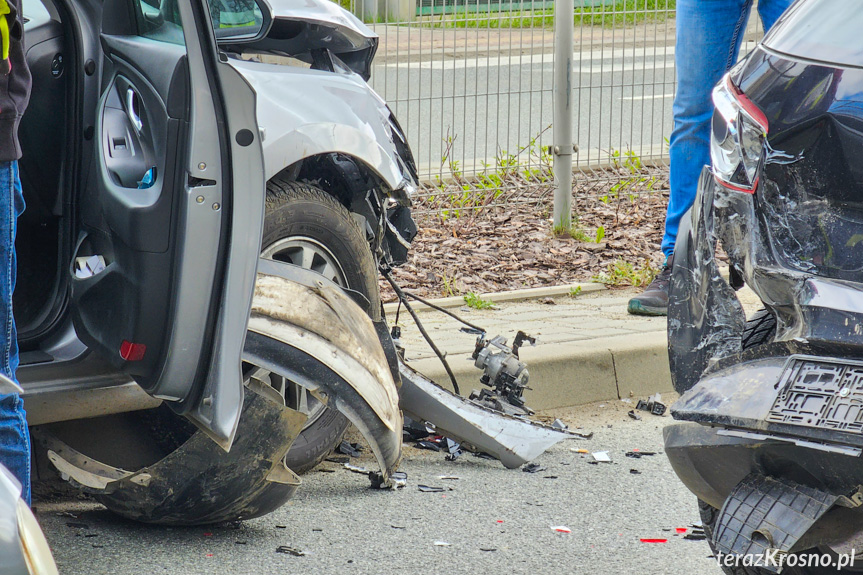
[551,526,571,533]
[418,485,445,493]
[335,441,363,457]
[438,475,460,480]
[628,410,642,421]
[391,525,406,530]
[344,463,370,474]
[416,440,441,452]
[624,451,657,459]
[522,463,546,473]
[551,419,568,430]
[640,539,667,544]
[276,546,306,556]
[445,438,462,461]
[74,255,106,279]
[635,393,667,416]
[630,469,641,475]
[433,541,451,547]
[591,451,612,463]
[480,548,497,552]
[676,527,687,534]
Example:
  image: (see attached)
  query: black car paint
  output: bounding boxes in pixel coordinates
[666,20,863,530]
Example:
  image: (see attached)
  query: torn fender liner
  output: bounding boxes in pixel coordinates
[398,362,574,469]
[244,273,403,484]
[45,386,307,525]
[713,474,843,573]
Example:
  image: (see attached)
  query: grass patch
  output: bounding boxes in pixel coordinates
[592,258,658,287]
[568,286,583,297]
[412,0,675,29]
[464,291,496,309]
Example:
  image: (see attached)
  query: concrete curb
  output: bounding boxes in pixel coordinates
[383,282,606,314]
[405,330,671,411]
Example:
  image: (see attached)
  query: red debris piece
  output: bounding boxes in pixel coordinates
[676,528,687,534]
[640,539,668,544]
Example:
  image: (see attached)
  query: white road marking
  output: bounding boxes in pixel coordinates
[620,93,675,101]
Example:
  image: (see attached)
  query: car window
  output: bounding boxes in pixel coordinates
[207,0,264,41]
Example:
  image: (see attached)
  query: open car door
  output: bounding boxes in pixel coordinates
[70,0,269,448]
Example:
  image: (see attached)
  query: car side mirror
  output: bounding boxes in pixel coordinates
[209,0,273,44]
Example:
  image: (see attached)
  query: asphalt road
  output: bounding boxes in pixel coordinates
[369,41,759,177]
[34,399,719,575]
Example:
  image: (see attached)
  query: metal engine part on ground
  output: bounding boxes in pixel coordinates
[470,331,536,416]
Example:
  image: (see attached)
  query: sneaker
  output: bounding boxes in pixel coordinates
[627,255,673,316]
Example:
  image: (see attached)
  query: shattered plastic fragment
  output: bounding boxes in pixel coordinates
[335,441,363,458]
[551,526,571,533]
[630,469,641,475]
[551,419,568,430]
[591,451,612,463]
[522,463,546,473]
[676,527,687,534]
[416,440,441,452]
[628,410,642,421]
[418,485,445,493]
[433,541,451,547]
[480,548,497,552]
[276,546,306,556]
[344,463,370,474]
[640,539,667,544]
[438,475,460,480]
[625,451,656,459]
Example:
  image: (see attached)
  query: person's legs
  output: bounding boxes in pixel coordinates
[758,0,795,36]
[629,0,756,316]
[0,161,28,503]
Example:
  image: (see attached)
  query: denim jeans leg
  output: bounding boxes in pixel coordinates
[0,161,28,504]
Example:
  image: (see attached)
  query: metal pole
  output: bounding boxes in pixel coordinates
[553,0,574,233]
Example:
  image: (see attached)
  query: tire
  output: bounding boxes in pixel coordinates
[742,309,776,351]
[261,179,381,474]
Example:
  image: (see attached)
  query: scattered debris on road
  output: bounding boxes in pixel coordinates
[335,441,364,458]
[624,451,657,459]
[628,410,642,421]
[551,526,571,533]
[418,485,445,493]
[433,541,451,547]
[591,451,612,463]
[640,538,668,544]
[635,393,667,416]
[522,463,546,473]
[276,546,306,556]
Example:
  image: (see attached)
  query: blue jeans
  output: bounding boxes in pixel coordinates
[662,0,793,258]
[0,161,27,503]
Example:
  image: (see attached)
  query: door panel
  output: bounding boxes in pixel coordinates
[71,0,265,445]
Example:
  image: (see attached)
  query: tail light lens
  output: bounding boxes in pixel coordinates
[710,74,769,193]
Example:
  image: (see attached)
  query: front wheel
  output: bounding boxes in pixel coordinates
[261,179,382,474]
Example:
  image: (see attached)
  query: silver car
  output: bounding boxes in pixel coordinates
[16,0,414,524]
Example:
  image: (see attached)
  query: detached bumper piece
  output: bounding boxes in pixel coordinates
[398,362,576,469]
[247,261,403,486]
[715,474,838,573]
[45,385,307,525]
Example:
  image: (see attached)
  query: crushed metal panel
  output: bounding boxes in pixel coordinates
[398,362,575,469]
[244,270,403,485]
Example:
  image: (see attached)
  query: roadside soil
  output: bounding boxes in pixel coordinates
[382,166,670,301]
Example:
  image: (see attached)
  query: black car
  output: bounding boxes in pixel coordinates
[665,0,863,572]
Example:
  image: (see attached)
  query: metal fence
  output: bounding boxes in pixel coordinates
[342,0,763,210]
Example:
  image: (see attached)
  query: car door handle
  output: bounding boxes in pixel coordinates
[126,88,143,134]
